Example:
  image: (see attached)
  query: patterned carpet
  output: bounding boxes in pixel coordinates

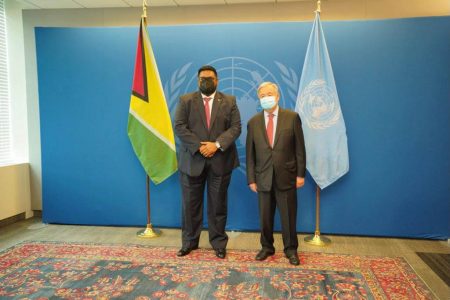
[0,241,435,299]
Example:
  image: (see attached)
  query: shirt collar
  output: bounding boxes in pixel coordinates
[264,105,279,117]
[201,92,216,101]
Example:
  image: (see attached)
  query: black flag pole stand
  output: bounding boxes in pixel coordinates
[304,185,331,246]
[137,175,161,238]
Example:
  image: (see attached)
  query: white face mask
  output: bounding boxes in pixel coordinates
[260,96,277,110]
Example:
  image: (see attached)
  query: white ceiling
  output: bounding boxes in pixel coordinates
[16,0,316,8]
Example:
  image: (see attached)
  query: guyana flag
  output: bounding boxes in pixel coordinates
[128,17,177,184]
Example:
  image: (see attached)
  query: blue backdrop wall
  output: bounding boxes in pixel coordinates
[36,16,450,239]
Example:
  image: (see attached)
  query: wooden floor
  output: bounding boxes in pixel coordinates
[1,218,449,299]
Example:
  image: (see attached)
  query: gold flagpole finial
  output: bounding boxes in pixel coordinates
[316,0,321,13]
[142,0,148,19]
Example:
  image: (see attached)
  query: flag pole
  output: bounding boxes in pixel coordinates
[142,0,147,18]
[304,0,331,247]
[136,0,161,238]
[137,175,161,238]
[304,185,331,246]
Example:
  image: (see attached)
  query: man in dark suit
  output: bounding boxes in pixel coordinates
[246,81,306,265]
[174,65,241,259]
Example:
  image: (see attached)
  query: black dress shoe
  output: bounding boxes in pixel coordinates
[215,248,226,259]
[286,253,300,265]
[176,246,198,257]
[255,249,275,261]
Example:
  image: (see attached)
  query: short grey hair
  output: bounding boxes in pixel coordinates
[257,82,279,96]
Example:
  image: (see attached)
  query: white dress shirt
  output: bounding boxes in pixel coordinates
[264,105,279,145]
[201,92,222,150]
[201,92,216,119]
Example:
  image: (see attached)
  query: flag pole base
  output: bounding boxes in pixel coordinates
[304,232,331,246]
[137,224,161,238]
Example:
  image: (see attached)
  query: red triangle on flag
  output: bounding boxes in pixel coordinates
[132,23,148,102]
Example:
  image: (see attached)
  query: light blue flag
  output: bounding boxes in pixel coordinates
[295,12,349,189]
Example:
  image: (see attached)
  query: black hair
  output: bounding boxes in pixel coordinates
[197,65,218,78]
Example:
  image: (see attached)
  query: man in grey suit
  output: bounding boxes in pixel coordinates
[174,65,241,259]
[246,82,306,265]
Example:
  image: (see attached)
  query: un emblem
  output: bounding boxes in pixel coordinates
[297,79,341,130]
[165,57,289,174]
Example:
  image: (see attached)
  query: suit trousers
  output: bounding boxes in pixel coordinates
[179,160,231,250]
[258,180,298,255]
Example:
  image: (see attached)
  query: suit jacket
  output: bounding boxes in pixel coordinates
[174,91,241,177]
[246,108,306,192]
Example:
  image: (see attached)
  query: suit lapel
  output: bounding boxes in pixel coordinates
[194,92,208,130]
[258,112,271,147]
[273,108,283,148]
[209,92,222,130]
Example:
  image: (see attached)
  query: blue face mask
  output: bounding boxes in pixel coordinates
[260,96,277,110]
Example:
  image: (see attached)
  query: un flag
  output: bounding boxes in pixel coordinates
[295,12,349,189]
